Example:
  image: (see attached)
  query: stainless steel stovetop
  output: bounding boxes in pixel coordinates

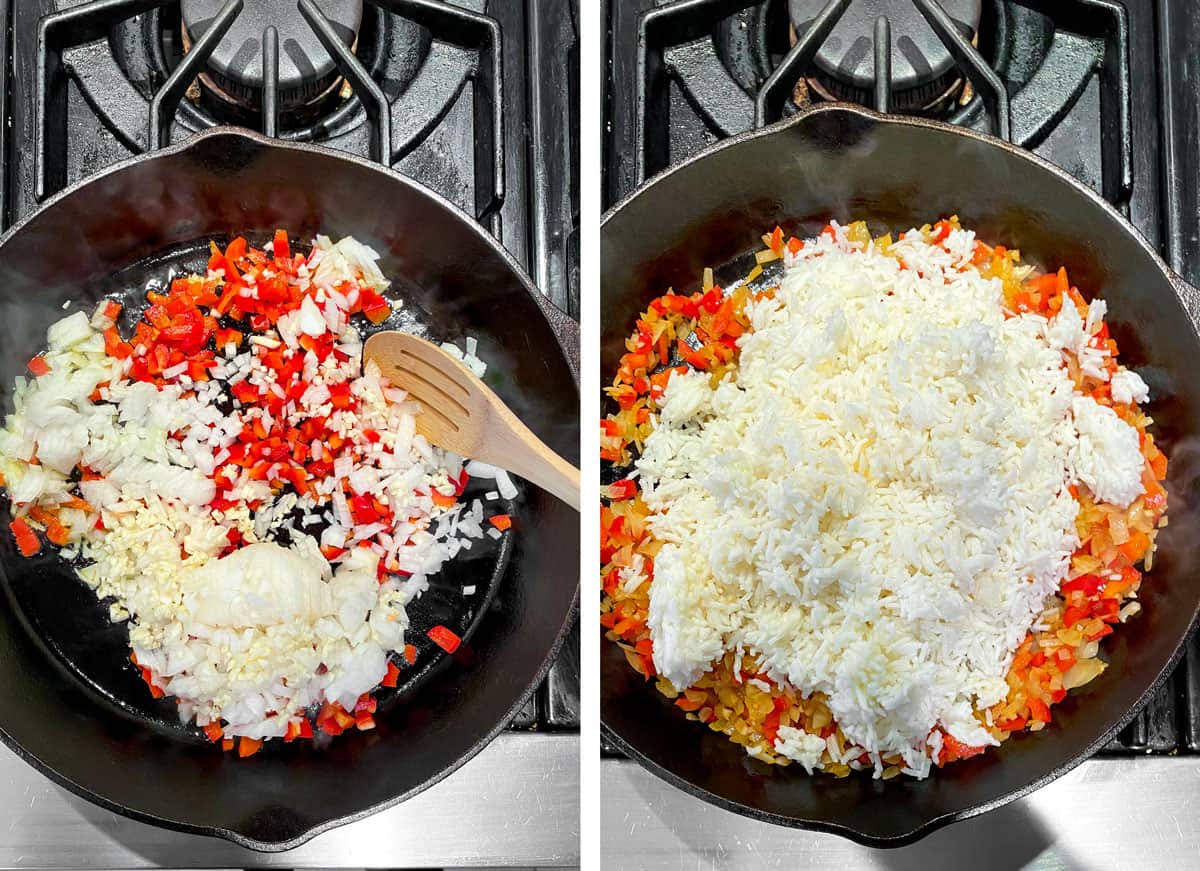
[602,757,1200,869]
[3,734,577,868]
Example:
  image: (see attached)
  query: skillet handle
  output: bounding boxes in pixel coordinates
[1167,268,1200,334]
[541,301,580,387]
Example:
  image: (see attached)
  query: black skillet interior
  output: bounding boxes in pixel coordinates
[600,104,1200,845]
[0,129,579,850]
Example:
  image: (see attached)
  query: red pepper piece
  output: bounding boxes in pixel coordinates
[363,299,391,324]
[428,625,462,654]
[761,697,789,744]
[237,736,262,757]
[1028,698,1052,723]
[381,661,402,687]
[939,731,987,763]
[606,479,637,501]
[1061,574,1104,596]
[9,518,40,557]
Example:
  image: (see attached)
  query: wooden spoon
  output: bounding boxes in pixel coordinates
[363,332,580,511]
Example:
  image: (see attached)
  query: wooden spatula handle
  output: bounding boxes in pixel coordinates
[485,402,581,511]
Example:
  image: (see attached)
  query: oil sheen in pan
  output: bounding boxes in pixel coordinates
[0,236,518,743]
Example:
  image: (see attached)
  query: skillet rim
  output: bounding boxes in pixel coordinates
[598,101,1200,846]
[0,124,581,852]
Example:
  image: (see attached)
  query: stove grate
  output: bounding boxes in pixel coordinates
[36,0,504,236]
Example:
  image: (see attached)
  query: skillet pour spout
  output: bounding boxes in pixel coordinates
[600,103,1200,846]
[0,125,579,850]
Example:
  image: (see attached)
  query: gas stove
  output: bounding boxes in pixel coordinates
[0,0,578,866]
[603,0,1200,862]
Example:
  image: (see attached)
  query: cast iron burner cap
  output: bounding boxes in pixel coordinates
[788,0,982,112]
[181,0,363,111]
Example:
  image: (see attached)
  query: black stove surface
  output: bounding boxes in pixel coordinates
[3,0,578,735]
[602,0,1195,758]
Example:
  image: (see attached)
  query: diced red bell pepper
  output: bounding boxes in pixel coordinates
[428,625,462,654]
[215,327,243,348]
[699,288,722,314]
[761,696,788,744]
[237,736,262,757]
[203,721,224,742]
[225,236,247,264]
[363,299,392,324]
[1063,605,1089,627]
[103,327,132,359]
[9,518,40,557]
[488,514,513,531]
[316,702,345,736]
[939,731,986,763]
[351,494,379,523]
[1119,530,1151,563]
[328,381,353,409]
[381,660,402,687]
[1061,574,1104,596]
[403,644,417,665]
[231,380,259,404]
[677,339,709,370]
[139,666,165,699]
[26,356,50,377]
[28,506,69,546]
[214,284,240,316]
[606,479,637,501]
[272,229,290,260]
[320,544,347,562]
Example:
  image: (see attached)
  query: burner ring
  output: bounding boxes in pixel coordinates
[180,0,363,113]
[788,0,982,112]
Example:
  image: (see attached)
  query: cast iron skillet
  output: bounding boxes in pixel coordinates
[600,103,1200,846]
[0,126,579,851]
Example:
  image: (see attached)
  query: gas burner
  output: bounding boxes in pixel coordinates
[788,0,982,112]
[179,0,363,117]
[634,0,1132,204]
